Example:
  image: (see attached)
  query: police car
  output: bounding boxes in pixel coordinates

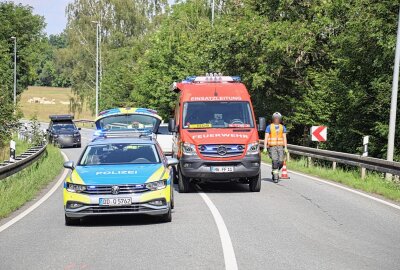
[63,108,178,225]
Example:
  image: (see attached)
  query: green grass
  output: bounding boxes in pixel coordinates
[0,144,64,219]
[14,137,31,156]
[262,153,400,202]
[20,86,93,122]
[0,136,32,161]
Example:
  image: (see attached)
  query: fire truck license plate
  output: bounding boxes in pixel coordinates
[210,166,234,173]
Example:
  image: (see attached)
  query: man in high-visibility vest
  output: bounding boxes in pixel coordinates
[265,112,288,183]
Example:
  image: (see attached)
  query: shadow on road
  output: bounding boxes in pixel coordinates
[75,214,170,227]
[196,182,251,193]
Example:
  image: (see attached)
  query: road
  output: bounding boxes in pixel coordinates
[1,127,400,270]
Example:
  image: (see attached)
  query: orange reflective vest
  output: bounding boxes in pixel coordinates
[267,124,284,146]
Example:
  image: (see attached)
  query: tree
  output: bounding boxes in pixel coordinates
[0,2,46,98]
[64,0,169,114]
[0,2,46,145]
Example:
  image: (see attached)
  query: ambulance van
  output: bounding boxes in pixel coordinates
[168,74,266,192]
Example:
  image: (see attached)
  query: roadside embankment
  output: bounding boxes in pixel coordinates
[0,144,64,219]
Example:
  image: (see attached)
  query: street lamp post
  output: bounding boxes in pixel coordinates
[211,0,215,27]
[91,21,100,116]
[387,7,400,179]
[11,37,16,106]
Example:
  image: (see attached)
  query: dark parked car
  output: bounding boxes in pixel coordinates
[48,115,81,148]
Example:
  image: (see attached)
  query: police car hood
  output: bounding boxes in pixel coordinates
[74,163,164,185]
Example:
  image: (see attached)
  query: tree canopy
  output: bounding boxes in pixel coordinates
[0,2,47,146]
[0,0,398,160]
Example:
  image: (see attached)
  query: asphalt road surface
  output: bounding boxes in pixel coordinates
[1,127,400,270]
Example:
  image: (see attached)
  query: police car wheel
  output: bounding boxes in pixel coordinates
[172,166,178,184]
[178,168,192,193]
[170,184,175,209]
[249,173,261,192]
[65,215,80,226]
[160,207,172,223]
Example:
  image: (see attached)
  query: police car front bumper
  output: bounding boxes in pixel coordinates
[65,201,169,218]
[64,187,170,218]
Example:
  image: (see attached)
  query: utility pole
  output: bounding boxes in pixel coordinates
[211,0,215,27]
[387,7,400,179]
[11,37,17,106]
[92,21,100,116]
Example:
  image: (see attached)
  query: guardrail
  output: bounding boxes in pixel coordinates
[0,143,47,180]
[74,119,95,128]
[260,141,400,177]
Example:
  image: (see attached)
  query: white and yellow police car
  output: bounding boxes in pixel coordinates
[63,108,177,225]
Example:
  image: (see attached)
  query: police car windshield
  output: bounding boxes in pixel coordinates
[183,101,254,129]
[79,143,160,165]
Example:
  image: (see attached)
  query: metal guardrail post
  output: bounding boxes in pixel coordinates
[332,161,337,170]
[307,156,312,167]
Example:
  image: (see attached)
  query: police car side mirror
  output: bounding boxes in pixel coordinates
[258,117,266,132]
[63,161,75,170]
[168,119,177,133]
[166,157,179,167]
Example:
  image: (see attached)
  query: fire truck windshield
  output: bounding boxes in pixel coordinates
[182,101,254,129]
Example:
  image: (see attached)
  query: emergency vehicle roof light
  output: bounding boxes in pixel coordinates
[181,74,241,83]
[92,129,154,141]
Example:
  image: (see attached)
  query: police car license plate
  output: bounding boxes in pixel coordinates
[210,166,234,173]
[99,198,132,206]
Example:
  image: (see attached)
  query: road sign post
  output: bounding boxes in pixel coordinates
[9,140,16,162]
[361,136,369,179]
[387,7,400,180]
[309,126,327,167]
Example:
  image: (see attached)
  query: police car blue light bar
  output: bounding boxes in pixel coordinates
[92,129,154,140]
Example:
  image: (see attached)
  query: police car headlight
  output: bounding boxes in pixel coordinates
[182,142,197,156]
[66,183,86,193]
[246,142,260,155]
[146,180,167,191]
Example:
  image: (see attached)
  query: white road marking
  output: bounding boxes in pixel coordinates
[262,163,400,211]
[0,152,69,233]
[196,186,238,270]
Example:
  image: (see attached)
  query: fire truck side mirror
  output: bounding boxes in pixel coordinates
[258,117,266,132]
[168,118,177,133]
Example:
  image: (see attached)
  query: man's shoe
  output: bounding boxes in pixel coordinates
[273,173,279,183]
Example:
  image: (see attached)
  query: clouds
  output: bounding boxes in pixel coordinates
[9,0,71,35]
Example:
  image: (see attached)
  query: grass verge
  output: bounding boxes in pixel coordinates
[0,136,32,161]
[0,144,64,219]
[262,153,400,202]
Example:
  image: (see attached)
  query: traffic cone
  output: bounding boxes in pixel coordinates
[280,160,290,179]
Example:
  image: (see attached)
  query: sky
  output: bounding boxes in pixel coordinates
[8,0,177,36]
[8,0,71,35]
